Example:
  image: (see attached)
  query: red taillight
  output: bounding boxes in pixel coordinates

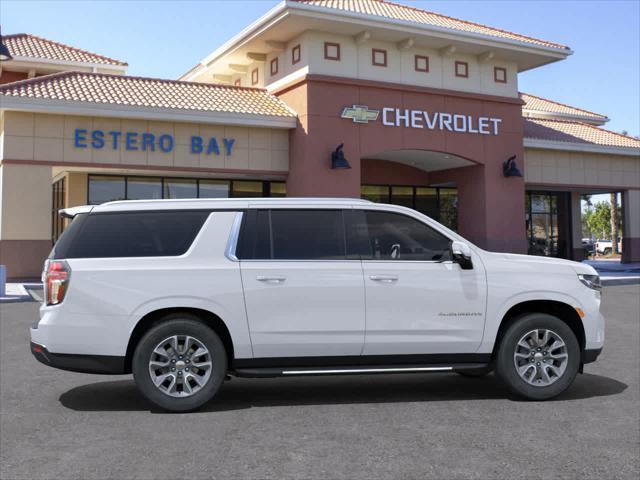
[44,260,71,306]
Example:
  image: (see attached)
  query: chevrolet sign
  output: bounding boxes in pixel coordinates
[341,105,380,123]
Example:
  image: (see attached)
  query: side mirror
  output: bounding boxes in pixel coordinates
[451,240,473,270]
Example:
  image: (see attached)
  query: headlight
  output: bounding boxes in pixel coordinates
[578,274,602,291]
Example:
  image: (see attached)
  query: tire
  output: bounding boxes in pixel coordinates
[132,314,227,412]
[455,367,492,378]
[603,247,612,256]
[495,313,580,400]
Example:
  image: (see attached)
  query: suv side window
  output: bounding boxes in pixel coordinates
[238,209,346,260]
[52,211,210,259]
[355,210,452,261]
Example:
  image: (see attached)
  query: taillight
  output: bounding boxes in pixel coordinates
[44,260,71,306]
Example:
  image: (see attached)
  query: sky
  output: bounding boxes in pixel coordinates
[1,0,639,137]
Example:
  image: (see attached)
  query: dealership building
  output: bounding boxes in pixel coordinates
[1,0,639,278]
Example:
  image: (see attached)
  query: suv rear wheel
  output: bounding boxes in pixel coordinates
[495,313,580,400]
[132,314,227,412]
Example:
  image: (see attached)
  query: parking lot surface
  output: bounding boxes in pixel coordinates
[1,285,638,480]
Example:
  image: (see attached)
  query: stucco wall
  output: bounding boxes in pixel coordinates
[524,148,640,189]
[1,111,289,173]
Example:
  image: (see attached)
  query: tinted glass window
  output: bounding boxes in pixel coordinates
[164,179,197,199]
[51,211,209,259]
[271,210,345,260]
[127,177,162,200]
[198,180,229,198]
[238,210,346,260]
[89,176,125,205]
[361,211,451,261]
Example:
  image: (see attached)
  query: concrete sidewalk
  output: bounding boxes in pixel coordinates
[0,283,43,303]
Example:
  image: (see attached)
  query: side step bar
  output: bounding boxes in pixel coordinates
[233,363,489,378]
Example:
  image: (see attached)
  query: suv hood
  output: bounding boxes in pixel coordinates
[482,251,598,276]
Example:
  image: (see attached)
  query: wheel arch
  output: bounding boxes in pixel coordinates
[492,300,585,360]
[124,307,235,374]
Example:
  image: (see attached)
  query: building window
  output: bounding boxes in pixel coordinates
[414,55,429,73]
[455,61,469,78]
[324,42,340,61]
[270,58,279,76]
[234,78,241,87]
[88,175,284,203]
[164,178,197,199]
[494,66,507,83]
[51,177,66,242]
[292,44,301,65]
[251,68,259,85]
[372,48,387,67]
[361,185,458,231]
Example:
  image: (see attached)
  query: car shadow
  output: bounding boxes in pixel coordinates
[59,372,628,413]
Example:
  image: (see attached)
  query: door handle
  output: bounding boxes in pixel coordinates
[256,275,286,283]
[369,275,398,283]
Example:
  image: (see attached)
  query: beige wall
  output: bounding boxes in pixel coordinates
[624,189,640,238]
[66,172,88,208]
[0,163,52,240]
[1,112,290,172]
[195,30,519,98]
[524,148,640,189]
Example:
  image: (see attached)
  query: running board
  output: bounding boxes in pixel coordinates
[233,363,488,378]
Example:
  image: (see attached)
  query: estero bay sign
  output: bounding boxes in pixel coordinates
[341,105,502,135]
[74,129,236,155]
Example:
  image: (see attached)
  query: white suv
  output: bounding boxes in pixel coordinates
[31,198,604,411]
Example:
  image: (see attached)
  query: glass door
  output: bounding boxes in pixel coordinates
[526,192,570,258]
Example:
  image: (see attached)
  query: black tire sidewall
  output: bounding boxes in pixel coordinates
[132,315,227,412]
[496,313,580,400]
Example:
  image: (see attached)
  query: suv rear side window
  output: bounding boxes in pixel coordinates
[238,209,346,260]
[51,211,209,259]
[355,210,452,261]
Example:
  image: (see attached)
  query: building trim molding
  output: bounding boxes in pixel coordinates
[524,139,640,157]
[0,159,289,178]
[0,96,297,129]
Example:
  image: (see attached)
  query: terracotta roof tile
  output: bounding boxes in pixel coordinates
[524,118,640,149]
[520,93,608,121]
[3,33,127,66]
[0,71,296,118]
[293,0,568,50]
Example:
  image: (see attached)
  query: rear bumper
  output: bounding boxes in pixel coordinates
[582,347,603,364]
[30,342,127,375]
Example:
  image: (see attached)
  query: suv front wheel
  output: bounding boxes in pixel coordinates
[132,315,227,412]
[495,313,580,400]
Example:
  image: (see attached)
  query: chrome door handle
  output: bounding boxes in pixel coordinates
[369,275,398,283]
[256,275,286,283]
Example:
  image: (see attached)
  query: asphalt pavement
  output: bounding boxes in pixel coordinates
[1,285,638,479]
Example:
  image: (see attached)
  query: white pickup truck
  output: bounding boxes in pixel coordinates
[595,238,622,255]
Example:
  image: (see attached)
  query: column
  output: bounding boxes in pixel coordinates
[570,192,585,261]
[0,163,53,279]
[621,189,640,263]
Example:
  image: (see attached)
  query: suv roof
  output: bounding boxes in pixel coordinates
[61,198,374,217]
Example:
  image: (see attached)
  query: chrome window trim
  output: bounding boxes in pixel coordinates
[224,212,244,262]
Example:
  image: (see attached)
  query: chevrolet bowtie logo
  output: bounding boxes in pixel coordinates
[341,105,380,124]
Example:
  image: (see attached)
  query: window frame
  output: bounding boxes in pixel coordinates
[291,44,301,65]
[251,67,259,85]
[270,57,279,76]
[455,61,469,78]
[324,42,341,61]
[371,48,387,67]
[414,55,429,73]
[494,66,507,83]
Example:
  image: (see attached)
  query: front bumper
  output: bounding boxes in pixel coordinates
[30,342,127,375]
[582,347,603,364]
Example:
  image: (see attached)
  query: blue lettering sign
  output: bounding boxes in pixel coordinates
[108,131,121,149]
[91,130,104,149]
[74,129,236,157]
[125,132,139,151]
[207,138,220,155]
[191,136,203,154]
[158,134,173,153]
[141,133,155,151]
[74,129,88,148]
[223,138,235,155]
